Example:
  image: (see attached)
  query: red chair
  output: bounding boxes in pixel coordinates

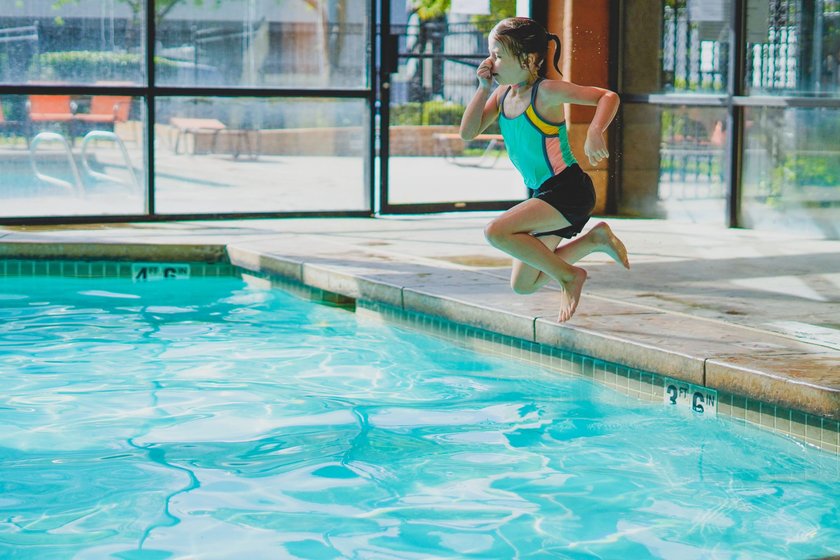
[28,95,75,123]
[74,95,132,128]
[27,94,77,142]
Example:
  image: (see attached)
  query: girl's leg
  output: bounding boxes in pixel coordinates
[483,198,587,322]
[511,222,630,294]
[510,234,563,294]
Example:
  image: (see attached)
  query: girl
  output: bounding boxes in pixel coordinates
[459,17,630,322]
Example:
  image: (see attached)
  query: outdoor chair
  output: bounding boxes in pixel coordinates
[28,94,76,123]
[74,95,132,131]
[27,94,77,140]
[170,117,227,155]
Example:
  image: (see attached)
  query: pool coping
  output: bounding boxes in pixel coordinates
[1,239,838,454]
[230,243,840,454]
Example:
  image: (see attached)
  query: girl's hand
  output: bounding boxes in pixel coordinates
[584,127,609,166]
[477,57,494,90]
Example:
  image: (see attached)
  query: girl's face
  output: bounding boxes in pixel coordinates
[488,37,530,86]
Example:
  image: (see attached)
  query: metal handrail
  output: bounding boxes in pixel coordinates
[29,132,84,196]
[80,131,141,194]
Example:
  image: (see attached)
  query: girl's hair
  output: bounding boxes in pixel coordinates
[490,17,562,79]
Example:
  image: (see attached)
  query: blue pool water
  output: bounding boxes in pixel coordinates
[0,275,838,559]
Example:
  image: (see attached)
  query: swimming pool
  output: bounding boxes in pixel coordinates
[1,273,838,559]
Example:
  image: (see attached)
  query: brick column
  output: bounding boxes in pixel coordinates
[618,0,664,218]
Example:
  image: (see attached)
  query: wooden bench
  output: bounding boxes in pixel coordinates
[170,117,226,155]
[433,133,505,168]
[169,117,259,159]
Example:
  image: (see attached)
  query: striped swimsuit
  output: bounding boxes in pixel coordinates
[498,78,595,239]
[498,78,577,190]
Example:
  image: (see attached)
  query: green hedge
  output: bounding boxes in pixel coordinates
[391,100,500,133]
[785,155,840,187]
[391,101,463,126]
[32,51,185,82]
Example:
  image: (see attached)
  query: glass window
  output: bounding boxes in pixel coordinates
[622,0,731,95]
[619,103,728,224]
[0,1,145,86]
[155,0,370,88]
[745,0,840,96]
[0,93,146,218]
[386,89,523,204]
[386,0,524,205]
[741,106,840,236]
[154,96,369,214]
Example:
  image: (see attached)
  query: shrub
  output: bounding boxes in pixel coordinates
[389,100,500,133]
[31,51,199,83]
[34,51,140,82]
[391,101,464,126]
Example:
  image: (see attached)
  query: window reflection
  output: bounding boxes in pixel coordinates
[619,104,727,224]
[623,0,840,97]
[0,1,144,85]
[386,2,523,205]
[155,1,370,88]
[741,107,840,237]
[0,94,145,218]
[745,0,840,95]
[622,0,731,95]
[662,1,730,93]
[154,97,368,214]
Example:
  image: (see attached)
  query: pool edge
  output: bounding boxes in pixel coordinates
[0,242,837,455]
[226,247,839,456]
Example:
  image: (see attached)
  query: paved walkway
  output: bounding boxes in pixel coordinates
[1,215,838,440]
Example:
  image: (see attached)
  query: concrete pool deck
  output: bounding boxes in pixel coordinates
[1,215,838,447]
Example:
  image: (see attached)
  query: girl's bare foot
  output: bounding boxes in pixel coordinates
[557,267,587,322]
[592,222,630,269]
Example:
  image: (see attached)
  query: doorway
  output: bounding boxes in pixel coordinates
[378,0,526,214]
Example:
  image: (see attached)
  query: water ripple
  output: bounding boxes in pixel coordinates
[0,277,837,559]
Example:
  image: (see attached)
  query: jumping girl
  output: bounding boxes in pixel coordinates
[459,17,630,322]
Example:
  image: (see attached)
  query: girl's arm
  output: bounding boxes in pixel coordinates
[540,81,620,165]
[460,58,501,140]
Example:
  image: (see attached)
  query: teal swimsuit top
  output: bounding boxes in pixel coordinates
[498,78,577,190]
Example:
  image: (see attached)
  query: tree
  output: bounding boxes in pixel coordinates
[412,0,517,27]
[51,0,221,28]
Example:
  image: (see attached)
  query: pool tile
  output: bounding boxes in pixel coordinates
[228,246,304,282]
[790,410,809,439]
[616,366,631,391]
[733,395,747,420]
[759,403,776,428]
[773,406,792,434]
[581,357,594,378]
[822,419,839,451]
[806,414,823,443]
[255,277,838,456]
[536,317,706,386]
[403,287,536,342]
[638,372,659,401]
[745,399,761,425]
[593,360,607,383]
[706,354,840,420]
[718,397,733,417]
[627,368,641,394]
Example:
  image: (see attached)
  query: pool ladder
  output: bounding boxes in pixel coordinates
[29,131,141,196]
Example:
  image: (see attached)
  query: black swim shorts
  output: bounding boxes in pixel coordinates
[529,164,596,239]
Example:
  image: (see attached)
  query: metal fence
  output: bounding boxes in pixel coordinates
[662,0,840,94]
